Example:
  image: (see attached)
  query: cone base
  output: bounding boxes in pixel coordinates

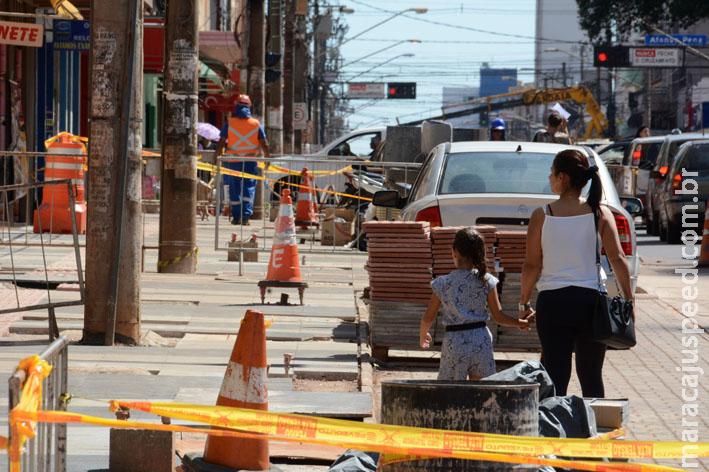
[257,280,309,289]
[182,452,282,472]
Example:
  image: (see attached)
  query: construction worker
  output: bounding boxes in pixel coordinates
[216,94,271,225]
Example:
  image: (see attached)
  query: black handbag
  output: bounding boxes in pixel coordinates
[591,212,636,349]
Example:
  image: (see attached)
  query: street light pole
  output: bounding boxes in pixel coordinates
[342,39,419,68]
[345,53,414,83]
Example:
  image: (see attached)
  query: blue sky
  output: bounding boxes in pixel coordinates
[332,0,538,130]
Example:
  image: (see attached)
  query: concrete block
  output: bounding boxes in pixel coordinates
[109,428,174,472]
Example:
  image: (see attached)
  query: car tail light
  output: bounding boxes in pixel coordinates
[415,205,442,228]
[614,213,633,255]
[657,165,668,182]
[632,146,641,166]
[672,173,682,194]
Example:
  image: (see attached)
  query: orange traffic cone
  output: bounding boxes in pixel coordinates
[33,132,87,234]
[258,189,308,304]
[294,168,318,229]
[699,204,709,267]
[200,309,271,470]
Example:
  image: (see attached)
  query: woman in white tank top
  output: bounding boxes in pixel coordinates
[518,149,634,398]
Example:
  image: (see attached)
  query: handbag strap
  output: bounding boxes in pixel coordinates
[592,210,603,292]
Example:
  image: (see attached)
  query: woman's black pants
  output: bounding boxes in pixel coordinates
[536,286,607,398]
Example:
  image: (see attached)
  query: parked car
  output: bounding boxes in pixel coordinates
[646,133,707,235]
[655,140,709,243]
[373,141,642,294]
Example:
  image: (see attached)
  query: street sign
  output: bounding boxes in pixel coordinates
[630,47,684,67]
[645,34,706,46]
[0,20,43,47]
[53,19,90,51]
[293,102,307,130]
[347,82,386,99]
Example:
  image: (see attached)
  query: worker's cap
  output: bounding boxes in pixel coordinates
[236,94,252,106]
[491,118,506,130]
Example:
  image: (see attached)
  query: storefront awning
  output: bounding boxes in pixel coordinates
[199,31,242,67]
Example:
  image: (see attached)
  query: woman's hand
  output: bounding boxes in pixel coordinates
[519,307,536,325]
[420,332,432,349]
[517,317,531,331]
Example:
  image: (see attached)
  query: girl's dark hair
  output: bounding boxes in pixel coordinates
[552,149,602,215]
[635,125,649,138]
[453,228,487,282]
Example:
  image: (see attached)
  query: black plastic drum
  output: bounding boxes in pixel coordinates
[380,380,539,471]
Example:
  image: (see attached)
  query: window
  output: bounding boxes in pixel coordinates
[682,144,709,172]
[328,133,380,157]
[440,152,557,195]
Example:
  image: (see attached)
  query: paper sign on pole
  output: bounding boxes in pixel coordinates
[0,21,44,47]
[551,103,571,121]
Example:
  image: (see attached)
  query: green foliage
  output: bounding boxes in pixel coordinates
[576,0,709,43]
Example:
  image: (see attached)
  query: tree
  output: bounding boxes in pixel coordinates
[576,0,709,43]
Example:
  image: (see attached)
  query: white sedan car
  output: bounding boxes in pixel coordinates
[373,141,642,293]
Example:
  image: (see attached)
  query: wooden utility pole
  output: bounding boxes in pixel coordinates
[266,0,283,155]
[293,10,307,154]
[283,0,294,154]
[84,0,143,345]
[247,0,266,219]
[158,0,199,274]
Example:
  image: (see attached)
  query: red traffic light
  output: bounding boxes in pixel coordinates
[598,52,607,62]
[389,87,397,95]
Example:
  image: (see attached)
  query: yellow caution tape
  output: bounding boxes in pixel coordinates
[257,161,355,177]
[199,162,372,202]
[8,356,53,471]
[156,246,199,269]
[9,407,689,472]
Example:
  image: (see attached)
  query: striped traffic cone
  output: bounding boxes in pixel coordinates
[199,309,272,471]
[294,168,318,229]
[258,189,308,304]
[699,204,709,267]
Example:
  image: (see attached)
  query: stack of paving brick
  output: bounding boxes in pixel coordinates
[497,271,541,351]
[496,231,527,273]
[363,221,432,304]
[431,225,497,278]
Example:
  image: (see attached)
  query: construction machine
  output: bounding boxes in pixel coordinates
[403,85,608,140]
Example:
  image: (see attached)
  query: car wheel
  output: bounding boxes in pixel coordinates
[667,220,682,244]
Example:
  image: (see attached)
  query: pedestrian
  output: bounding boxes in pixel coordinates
[519,149,635,398]
[635,125,650,138]
[489,117,506,141]
[215,94,271,225]
[420,228,531,380]
[532,112,571,144]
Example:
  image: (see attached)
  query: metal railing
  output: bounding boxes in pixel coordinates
[0,180,86,339]
[8,336,69,472]
[211,155,422,270]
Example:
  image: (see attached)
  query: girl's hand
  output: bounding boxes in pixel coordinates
[420,332,432,349]
[517,317,532,331]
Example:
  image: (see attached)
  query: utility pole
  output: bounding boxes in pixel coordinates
[562,62,567,87]
[266,0,283,155]
[159,0,199,274]
[293,10,307,154]
[283,0,294,154]
[247,0,266,219]
[644,70,652,128]
[607,69,616,138]
[85,0,143,345]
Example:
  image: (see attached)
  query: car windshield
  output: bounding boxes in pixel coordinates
[439,151,593,195]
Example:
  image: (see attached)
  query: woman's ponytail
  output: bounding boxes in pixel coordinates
[585,165,602,217]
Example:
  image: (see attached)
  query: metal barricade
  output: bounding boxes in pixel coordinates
[0,180,86,339]
[8,336,69,472]
[213,155,421,272]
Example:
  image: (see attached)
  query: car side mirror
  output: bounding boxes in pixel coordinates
[620,197,644,217]
[638,161,654,170]
[372,190,405,209]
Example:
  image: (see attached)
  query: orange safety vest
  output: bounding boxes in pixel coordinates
[226,117,262,155]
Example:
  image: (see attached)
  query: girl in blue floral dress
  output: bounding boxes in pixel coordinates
[420,228,531,380]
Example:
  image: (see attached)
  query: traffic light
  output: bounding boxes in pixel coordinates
[479,110,488,127]
[387,82,416,99]
[265,52,281,84]
[593,45,629,68]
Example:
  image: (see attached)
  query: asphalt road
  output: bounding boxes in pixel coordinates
[636,229,684,265]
